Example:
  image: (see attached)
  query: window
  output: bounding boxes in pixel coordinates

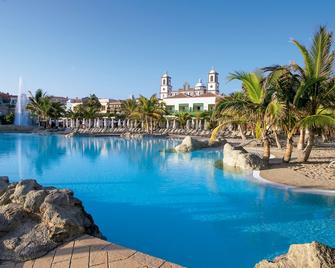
[210,75,214,82]
[163,79,166,85]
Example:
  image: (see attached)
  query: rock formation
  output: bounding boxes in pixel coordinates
[223,143,263,171]
[255,241,335,268]
[0,177,103,262]
[174,136,226,153]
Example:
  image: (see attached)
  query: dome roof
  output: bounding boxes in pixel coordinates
[209,68,217,74]
[195,79,205,88]
[162,72,169,78]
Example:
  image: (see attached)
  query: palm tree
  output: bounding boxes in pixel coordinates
[26,89,65,127]
[175,112,191,128]
[212,91,249,142]
[74,94,102,120]
[121,97,139,126]
[211,71,282,163]
[262,65,300,162]
[132,95,166,133]
[292,26,335,161]
[121,98,137,117]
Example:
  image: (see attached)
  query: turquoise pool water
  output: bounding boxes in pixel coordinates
[1,133,335,267]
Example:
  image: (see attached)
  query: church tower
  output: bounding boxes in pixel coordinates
[207,68,219,94]
[160,72,172,99]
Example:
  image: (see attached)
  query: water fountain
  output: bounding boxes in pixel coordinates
[14,77,30,126]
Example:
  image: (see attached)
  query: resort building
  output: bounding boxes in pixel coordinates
[0,92,17,116]
[67,97,122,114]
[159,69,223,113]
[50,95,69,105]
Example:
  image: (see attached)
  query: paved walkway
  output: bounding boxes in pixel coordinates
[0,235,183,268]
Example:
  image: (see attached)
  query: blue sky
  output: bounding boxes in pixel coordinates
[0,0,335,99]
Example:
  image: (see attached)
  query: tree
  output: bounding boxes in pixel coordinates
[121,97,138,119]
[212,91,249,142]
[132,95,166,133]
[262,65,300,162]
[26,89,65,127]
[211,71,282,163]
[74,94,102,119]
[292,26,335,161]
[175,112,191,128]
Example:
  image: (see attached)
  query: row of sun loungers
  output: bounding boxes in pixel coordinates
[71,127,212,137]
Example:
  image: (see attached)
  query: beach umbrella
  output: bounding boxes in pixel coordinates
[186,120,190,129]
[166,120,169,129]
[191,119,195,129]
[198,120,202,130]
[118,119,121,127]
[172,119,176,129]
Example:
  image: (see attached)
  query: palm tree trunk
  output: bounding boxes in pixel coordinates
[297,128,305,150]
[274,131,281,149]
[282,135,293,163]
[262,131,270,163]
[238,124,246,142]
[298,128,315,162]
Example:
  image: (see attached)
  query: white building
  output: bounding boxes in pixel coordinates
[159,68,222,113]
[67,97,122,114]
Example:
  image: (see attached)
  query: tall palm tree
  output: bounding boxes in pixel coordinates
[211,71,281,163]
[212,91,249,142]
[262,65,300,162]
[292,26,335,161]
[133,95,166,133]
[121,98,137,117]
[26,89,65,127]
[175,112,191,128]
[75,94,102,120]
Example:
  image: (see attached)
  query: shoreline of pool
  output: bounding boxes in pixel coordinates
[253,170,335,196]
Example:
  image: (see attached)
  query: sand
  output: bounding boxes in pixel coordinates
[242,144,335,191]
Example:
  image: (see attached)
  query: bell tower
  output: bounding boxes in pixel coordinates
[207,68,219,94]
[160,72,172,99]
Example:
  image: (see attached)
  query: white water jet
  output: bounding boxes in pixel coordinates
[14,77,30,126]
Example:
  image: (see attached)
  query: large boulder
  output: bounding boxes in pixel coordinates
[174,136,226,153]
[255,241,335,268]
[223,143,263,172]
[0,176,9,196]
[0,178,103,262]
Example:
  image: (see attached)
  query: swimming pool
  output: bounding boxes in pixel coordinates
[1,133,335,267]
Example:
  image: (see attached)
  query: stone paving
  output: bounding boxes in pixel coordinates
[0,235,183,268]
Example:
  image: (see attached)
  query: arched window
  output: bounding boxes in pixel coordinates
[210,75,214,82]
[163,79,166,85]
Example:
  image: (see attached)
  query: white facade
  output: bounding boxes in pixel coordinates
[163,95,218,113]
[159,68,222,112]
[160,73,172,99]
[207,69,219,94]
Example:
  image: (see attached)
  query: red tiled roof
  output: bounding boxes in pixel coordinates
[0,92,11,100]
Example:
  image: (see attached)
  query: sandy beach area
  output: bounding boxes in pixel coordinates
[244,144,335,191]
